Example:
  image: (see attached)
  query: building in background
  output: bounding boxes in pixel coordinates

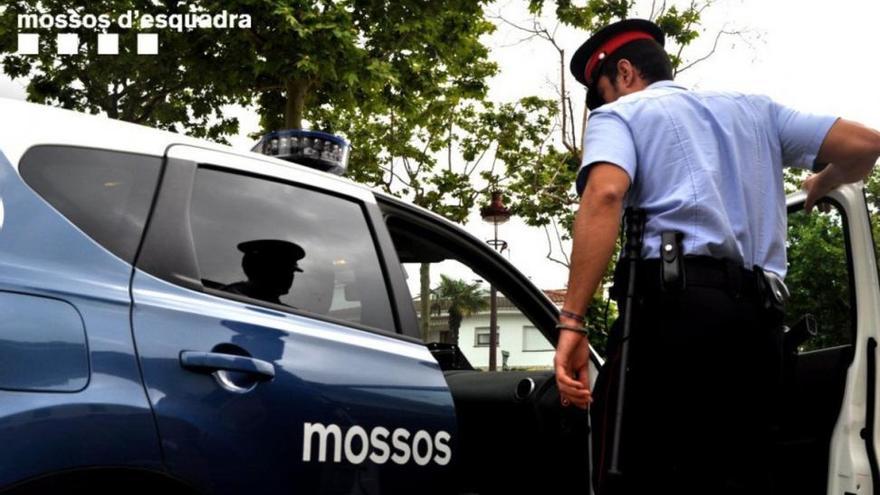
[419,290,564,370]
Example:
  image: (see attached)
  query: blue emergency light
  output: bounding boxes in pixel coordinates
[252,129,350,176]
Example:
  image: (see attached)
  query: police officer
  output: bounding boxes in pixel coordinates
[553,18,880,494]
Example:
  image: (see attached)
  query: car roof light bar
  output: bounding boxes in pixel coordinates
[253,129,350,176]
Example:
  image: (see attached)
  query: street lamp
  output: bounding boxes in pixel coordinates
[480,191,511,372]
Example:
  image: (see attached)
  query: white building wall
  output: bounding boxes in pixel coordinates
[458,309,554,370]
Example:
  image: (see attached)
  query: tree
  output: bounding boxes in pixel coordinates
[783,166,880,352]
[433,275,487,346]
[0,0,497,140]
[1,1,729,342]
[0,0,248,141]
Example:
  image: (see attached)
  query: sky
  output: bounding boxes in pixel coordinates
[2,0,879,291]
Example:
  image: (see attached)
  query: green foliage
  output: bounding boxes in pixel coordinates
[785,205,852,351]
[528,0,707,70]
[314,93,562,224]
[586,291,617,355]
[0,0,713,229]
[528,0,631,31]
[0,0,497,148]
[782,166,880,352]
[1,1,723,338]
[0,0,248,141]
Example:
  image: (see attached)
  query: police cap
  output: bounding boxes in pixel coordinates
[237,239,305,272]
[569,18,665,110]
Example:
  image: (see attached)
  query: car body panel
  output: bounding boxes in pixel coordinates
[128,144,458,494]
[0,145,161,486]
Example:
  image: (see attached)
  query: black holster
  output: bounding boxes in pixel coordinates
[660,231,686,292]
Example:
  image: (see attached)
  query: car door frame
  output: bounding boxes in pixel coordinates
[375,193,598,358]
[787,183,880,495]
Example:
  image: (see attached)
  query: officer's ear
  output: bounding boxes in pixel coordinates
[616,59,636,86]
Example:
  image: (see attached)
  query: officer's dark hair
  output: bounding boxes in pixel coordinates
[598,38,673,86]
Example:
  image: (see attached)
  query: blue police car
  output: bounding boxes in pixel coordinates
[0,99,594,494]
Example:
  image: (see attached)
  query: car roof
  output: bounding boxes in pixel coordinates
[0,98,494,245]
[0,98,375,200]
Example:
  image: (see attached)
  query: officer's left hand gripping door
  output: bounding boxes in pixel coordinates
[129,145,456,495]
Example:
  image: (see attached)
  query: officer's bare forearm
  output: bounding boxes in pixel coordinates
[820,159,877,188]
[817,119,880,183]
[562,164,628,318]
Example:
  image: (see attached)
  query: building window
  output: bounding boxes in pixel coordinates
[474,327,498,347]
[522,326,553,352]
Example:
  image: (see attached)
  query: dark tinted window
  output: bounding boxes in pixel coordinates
[189,167,395,332]
[20,146,162,263]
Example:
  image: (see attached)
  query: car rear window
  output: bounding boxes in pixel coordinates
[187,166,395,332]
[19,146,162,263]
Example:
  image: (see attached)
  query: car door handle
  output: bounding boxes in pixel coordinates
[179,351,275,381]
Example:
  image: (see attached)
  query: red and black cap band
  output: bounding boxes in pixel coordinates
[583,31,656,85]
[569,19,665,110]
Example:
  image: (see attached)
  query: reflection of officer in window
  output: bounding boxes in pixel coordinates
[223,239,305,305]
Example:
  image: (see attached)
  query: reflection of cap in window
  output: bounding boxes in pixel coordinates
[237,239,305,272]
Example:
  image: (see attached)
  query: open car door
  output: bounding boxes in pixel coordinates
[376,194,600,494]
[779,183,880,494]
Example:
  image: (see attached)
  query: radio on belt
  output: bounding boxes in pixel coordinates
[253,129,350,176]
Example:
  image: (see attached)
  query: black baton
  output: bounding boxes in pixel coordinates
[607,207,646,481]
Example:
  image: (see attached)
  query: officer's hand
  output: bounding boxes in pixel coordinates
[554,320,592,409]
[803,172,835,214]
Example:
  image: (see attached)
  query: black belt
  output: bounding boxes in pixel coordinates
[611,255,761,300]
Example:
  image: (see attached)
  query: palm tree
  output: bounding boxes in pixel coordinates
[433,275,487,346]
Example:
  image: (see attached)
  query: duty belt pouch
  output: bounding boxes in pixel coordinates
[660,231,685,292]
[754,266,789,317]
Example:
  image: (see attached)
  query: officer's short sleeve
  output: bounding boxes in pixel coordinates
[773,101,838,170]
[576,111,637,195]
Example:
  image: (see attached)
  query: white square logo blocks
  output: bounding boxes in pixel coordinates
[137,33,158,55]
[17,33,39,55]
[16,32,160,56]
[57,33,79,55]
[97,33,119,55]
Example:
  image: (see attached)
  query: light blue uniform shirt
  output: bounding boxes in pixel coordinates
[577,80,838,277]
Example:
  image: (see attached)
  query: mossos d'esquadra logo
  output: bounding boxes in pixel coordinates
[15,9,252,55]
[303,423,452,466]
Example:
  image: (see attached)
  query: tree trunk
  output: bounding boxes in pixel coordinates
[285,79,308,129]
[420,262,431,341]
[449,310,462,347]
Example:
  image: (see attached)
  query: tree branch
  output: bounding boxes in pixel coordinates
[381,161,412,188]
[567,95,576,151]
[673,0,701,70]
[559,45,568,152]
[402,156,415,179]
[552,219,571,265]
[465,143,492,177]
[448,112,454,172]
[676,28,741,74]
[543,224,571,268]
